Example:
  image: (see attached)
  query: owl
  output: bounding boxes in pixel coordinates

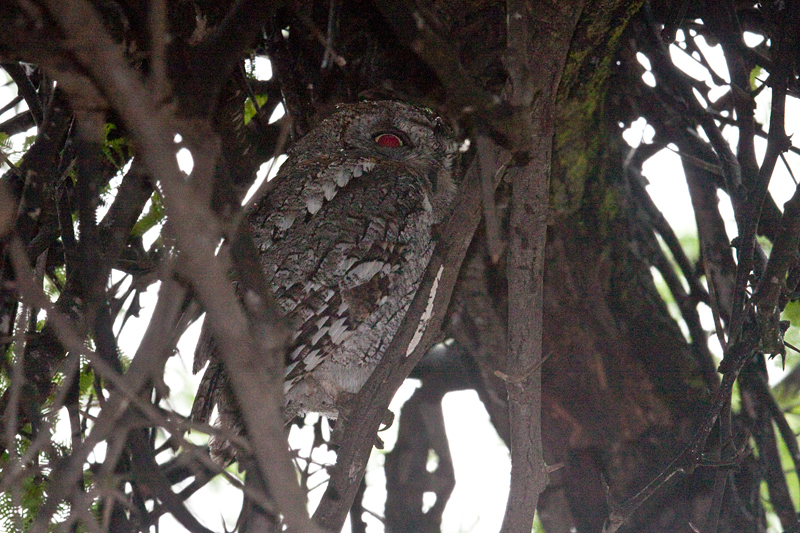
[192,101,458,450]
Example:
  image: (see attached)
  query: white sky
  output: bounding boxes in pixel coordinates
[2,25,798,533]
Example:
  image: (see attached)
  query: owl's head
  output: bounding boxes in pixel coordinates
[290,101,459,219]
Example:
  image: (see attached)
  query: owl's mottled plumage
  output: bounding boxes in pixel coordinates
[192,101,457,447]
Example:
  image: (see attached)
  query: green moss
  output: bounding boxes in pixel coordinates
[550,1,643,215]
[600,186,620,225]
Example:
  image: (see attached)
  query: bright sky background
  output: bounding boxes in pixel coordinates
[1,26,798,533]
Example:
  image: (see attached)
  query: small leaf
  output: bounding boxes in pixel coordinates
[749,65,762,91]
[244,94,269,125]
[131,192,164,238]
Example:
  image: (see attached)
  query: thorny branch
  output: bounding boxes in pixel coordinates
[606,2,800,530]
[0,1,303,532]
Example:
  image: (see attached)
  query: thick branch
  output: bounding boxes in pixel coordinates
[500,2,582,531]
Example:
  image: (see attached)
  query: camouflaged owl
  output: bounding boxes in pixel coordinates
[192,101,458,446]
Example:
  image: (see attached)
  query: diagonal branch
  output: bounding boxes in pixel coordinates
[36,1,318,531]
[604,327,761,532]
[313,137,509,532]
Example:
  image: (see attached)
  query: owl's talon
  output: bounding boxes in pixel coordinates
[379,410,395,431]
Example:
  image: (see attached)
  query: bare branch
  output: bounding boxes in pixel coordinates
[313,137,508,531]
[500,2,583,531]
[29,1,316,529]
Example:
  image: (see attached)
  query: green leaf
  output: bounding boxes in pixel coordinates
[79,364,95,397]
[131,191,164,238]
[102,123,132,170]
[0,132,11,150]
[749,65,763,91]
[244,94,269,125]
[21,135,36,152]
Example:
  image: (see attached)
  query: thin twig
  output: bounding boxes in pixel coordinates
[477,134,507,263]
[493,352,552,383]
[147,0,169,105]
[702,245,728,353]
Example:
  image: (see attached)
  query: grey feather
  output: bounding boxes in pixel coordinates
[191,101,458,458]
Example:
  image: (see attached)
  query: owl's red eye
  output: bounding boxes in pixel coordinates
[374,133,403,147]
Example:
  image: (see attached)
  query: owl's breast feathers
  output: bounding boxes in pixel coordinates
[193,101,457,425]
[248,157,439,414]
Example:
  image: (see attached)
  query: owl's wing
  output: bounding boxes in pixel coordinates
[251,159,435,389]
[279,238,410,386]
[190,321,221,424]
[191,158,434,425]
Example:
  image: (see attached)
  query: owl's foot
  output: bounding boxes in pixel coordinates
[328,392,395,449]
[373,409,395,450]
[379,409,395,431]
